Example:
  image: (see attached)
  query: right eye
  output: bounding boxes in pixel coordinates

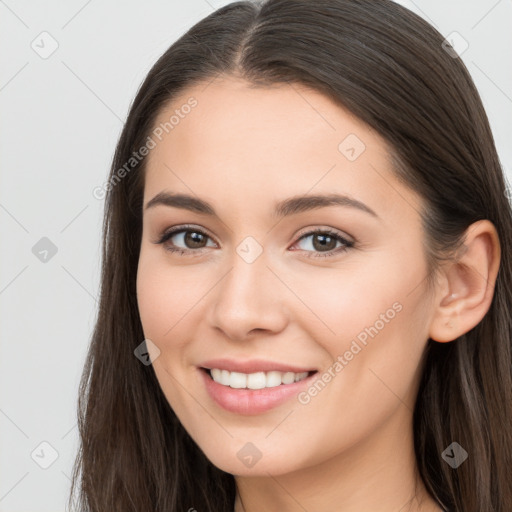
[154,225,218,255]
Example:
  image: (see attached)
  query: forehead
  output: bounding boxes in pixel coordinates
[149,76,375,160]
[143,76,422,226]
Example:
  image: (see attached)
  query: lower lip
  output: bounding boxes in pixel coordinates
[200,368,316,415]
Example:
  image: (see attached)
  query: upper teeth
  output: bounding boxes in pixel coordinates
[209,369,310,389]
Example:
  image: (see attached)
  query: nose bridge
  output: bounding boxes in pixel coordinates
[209,240,288,339]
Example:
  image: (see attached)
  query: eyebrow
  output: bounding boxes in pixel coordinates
[144,191,378,219]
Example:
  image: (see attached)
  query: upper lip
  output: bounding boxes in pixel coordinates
[200,358,316,374]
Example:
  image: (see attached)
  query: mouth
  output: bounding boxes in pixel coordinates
[200,367,317,389]
[198,363,319,415]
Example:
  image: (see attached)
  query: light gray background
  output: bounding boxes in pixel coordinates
[0,1,511,510]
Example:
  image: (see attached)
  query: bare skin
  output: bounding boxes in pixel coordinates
[136,76,500,512]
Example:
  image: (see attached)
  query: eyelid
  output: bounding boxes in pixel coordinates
[155,224,353,245]
[289,227,355,258]
[154,224,218,246]
[154,223,355,258]
[294,225,354,244]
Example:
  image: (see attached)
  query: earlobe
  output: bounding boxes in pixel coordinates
[428,220,501,343]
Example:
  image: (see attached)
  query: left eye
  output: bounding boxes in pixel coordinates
[291,229,354,258]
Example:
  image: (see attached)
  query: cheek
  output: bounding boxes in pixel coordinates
[282,254,408,340]
[290,249,430,397]
[136,254,199,407]
[284,298,429,463]
[136,251,206,342]
[312,290,430,426]
[136,265,172,340]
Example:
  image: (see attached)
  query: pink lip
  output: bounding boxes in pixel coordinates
[199,366,317,415]
[199,358,316,374]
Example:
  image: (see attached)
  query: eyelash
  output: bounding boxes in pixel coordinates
[154,224,355,259]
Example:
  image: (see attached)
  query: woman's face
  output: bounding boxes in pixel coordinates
[136,76,436,476]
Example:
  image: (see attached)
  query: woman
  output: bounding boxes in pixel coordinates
[69,0,512,510]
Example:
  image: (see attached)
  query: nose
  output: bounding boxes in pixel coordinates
[208,249,289,341]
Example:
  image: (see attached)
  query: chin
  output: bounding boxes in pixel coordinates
[192,435,313,478]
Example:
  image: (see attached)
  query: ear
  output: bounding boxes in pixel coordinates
[429,220,501,343]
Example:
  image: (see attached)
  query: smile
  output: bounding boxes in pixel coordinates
[207,368,311,389]
[199,362,318,415]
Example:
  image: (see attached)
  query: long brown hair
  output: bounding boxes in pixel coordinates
[69,1,512,510]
